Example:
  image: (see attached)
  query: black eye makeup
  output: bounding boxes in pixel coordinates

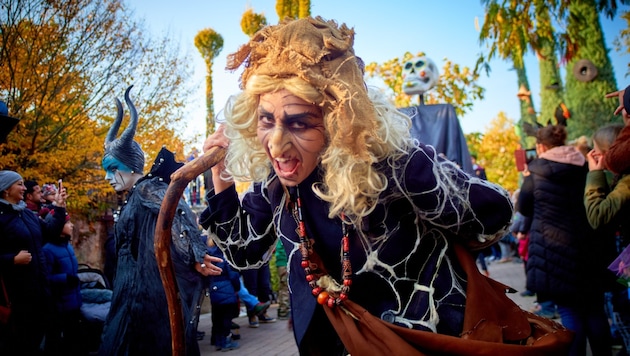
[257,108,321,132]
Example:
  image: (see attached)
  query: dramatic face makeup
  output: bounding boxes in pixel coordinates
[257,89,326,186]
[102,155,136,192]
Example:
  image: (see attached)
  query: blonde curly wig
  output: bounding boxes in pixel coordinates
[221,16,413,222]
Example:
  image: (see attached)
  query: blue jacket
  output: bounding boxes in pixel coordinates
[43,237,82,312]
[207,245,240,306]
[0,201,65,311]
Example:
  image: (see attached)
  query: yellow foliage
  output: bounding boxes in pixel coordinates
[241,8,268,37]
[1,0,198,218]
[473,112,520,193]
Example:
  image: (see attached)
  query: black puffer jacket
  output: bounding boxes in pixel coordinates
[519,146,608,304]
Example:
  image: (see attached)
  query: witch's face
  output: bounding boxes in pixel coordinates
[102,155,135,192]
[257,89,326,186]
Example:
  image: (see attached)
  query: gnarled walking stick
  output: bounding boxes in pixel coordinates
[154,146,226,356]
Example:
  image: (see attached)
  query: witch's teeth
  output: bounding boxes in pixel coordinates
[277,157,298,172]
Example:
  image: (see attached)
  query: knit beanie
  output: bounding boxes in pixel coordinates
[0,170,22,192]
[42,183,58,197]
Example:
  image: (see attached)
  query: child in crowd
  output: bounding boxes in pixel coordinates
[42,213,83,355]
[38,183,58,217]
[207,238,241,352]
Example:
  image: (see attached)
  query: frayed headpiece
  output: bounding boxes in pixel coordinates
[227,16,377,160]
[103,86,145,173]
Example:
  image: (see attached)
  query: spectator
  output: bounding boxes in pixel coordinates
[43,213,83,355]
[200,17,513,354]
[24,179,42,214]
[470,154,495,275]
[471,154,487,180]
[98,87,221,356]
[584,123,630,353]
[604,86,630,175]
[509,189,533,297]
[518,124,612,355]
[38,183,58,218]
[0,170,67,355]
[207,239,240,351]
[242,264,276,327]
[236,278,271,328]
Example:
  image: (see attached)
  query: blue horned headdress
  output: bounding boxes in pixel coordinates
[103,86,145,174]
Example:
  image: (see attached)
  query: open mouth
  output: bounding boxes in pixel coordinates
[275,157,300,179]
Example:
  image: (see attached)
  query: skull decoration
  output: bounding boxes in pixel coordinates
[402,56,439,97]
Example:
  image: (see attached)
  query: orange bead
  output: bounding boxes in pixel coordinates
[317,291,329,305]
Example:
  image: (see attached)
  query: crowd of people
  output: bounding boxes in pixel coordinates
[0,14,629,356]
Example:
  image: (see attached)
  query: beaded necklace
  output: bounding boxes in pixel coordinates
[291,186,352,308]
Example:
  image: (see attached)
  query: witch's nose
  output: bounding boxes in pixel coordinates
[268,126,289,157]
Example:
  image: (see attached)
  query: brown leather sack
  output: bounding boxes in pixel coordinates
[323,244,574,356]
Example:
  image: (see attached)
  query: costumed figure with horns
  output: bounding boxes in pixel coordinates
[98,86,221,356]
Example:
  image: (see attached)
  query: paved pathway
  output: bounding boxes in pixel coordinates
[197,258,538,355]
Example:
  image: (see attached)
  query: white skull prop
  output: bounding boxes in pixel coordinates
[402,56,439,96]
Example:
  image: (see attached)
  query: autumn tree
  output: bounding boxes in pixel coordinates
[241,8,268,36]
[0,0,195,217]
[535,4,565,126]
[469,112,520,193]
[563,0,619,139]
[478,1,545,149]
[364,52,484,118]
[613,11,630,75]
[275,0,310,20]
[194,28,224,136]
[478,0,624,141]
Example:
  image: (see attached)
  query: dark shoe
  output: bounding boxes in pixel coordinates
[196,330,205,340]
[259,313,276,323]
[230,321,240,330]
[250,301,271,317]
[221,339,239,352]
[248,315,259,328]
[216,335,239,351]
[520,290,535,297]
[229,331,240,341]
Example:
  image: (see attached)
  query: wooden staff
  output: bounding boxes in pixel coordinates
[154,146,226,356]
